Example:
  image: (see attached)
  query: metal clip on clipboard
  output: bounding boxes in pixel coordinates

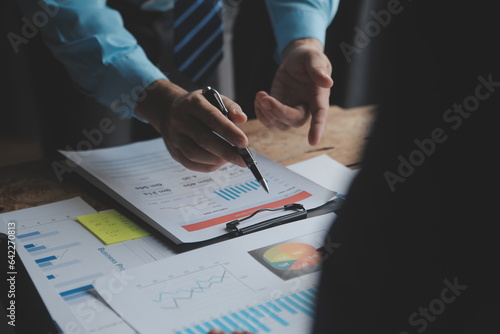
[225,203,307,236]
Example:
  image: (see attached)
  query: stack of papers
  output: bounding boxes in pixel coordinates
[1,149,358,333]
[58,138,339,244]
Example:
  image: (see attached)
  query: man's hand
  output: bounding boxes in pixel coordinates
[254,38,334,146]
[135,80,248,172]
[208,330,253,334]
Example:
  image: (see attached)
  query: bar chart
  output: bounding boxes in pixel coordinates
[16,225,109,307]
[5,198,176,333]
[172,287,318,334]
[214,181,264,201]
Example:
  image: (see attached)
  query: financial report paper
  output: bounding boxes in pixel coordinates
[0,197,175,333]
[59,138,335,244]
[93,212,337,334]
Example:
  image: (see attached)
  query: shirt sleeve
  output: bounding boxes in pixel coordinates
[16,0,168,119]
[265,0,340,61]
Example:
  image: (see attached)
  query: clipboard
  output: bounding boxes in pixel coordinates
[0,196,345,333]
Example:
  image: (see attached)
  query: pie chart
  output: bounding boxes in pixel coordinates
[263,243,322,271]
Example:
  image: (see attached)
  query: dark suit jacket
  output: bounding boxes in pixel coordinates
[313,0,500,333]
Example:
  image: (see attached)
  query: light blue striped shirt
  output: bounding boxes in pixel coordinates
[16,0,339,118]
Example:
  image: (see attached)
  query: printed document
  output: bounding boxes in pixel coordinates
[0,197,175,333]
[93,212,337,334]
[59,138,335,244]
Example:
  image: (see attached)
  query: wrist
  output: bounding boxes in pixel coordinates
[280,38,324,61]
[134,79,187,132]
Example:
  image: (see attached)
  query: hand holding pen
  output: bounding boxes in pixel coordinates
[134,80,249,172]
[202,86,270,193]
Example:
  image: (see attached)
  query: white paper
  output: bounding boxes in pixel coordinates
[59,138,335,244]
[287,154,359,196]
[0,197,176,334]
[93,213,337,334]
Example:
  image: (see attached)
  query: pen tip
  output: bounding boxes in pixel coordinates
[261,180,270,194]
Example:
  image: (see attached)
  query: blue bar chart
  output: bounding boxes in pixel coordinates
[173,287,318,334]
[214,181,263,201]
[17,230,59,241]
[3,197,145,333]
[25,241,81,256]
[59,284,94,302]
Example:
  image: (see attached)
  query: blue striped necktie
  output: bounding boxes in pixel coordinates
[173,0,224,87]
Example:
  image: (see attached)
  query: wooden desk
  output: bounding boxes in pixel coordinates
[241,105,374,167]
[0,105,375,214]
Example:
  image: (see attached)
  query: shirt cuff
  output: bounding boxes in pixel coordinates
[272,10,329,62]
[94,46,168,120]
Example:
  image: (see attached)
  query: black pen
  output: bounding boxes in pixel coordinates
[201,86,270,194]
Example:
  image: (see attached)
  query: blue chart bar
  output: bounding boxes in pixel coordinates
[241,309,270,332]
[41,259,81,272]
[35,255,57,264]
[53,272,104,289]
[29,242,81,256]
[17,231,41,239]
[39,262,53,268]
[27,245,47,252]
[17,231,59,241]
[194,325,206,333]
[176,287,318,333]
[59,284,93,302]
[259,304,288,327]
[36,255,57,268]
[214,181,261,201]
[221,315,239,331]
[212,319,231,333]
[282,296,312,317]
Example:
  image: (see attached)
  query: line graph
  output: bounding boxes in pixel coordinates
[153,270,230,309]
[146,265,251,311]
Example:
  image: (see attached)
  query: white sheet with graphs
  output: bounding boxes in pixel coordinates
[0,155,356,334]
[59,138,336,244]
[92,212,337,334]
[0,197,175,334]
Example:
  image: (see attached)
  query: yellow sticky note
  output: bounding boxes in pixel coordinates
[76,210,150,245]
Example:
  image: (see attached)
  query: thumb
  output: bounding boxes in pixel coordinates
[307,57,334,89]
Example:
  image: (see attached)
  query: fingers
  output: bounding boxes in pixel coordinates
[169,120,247,171]
[309,67,334,89]
[196,97,248,149]
[306,54,334,89]
[222,97,248,125]
[308,104,329,146]
[254,90,330,146]
[207,330,253,334]
[161,91,249,172]
[164,133,244,173]
[254,91,308,130]
[207,330,224,334]
[306,84,331,146]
